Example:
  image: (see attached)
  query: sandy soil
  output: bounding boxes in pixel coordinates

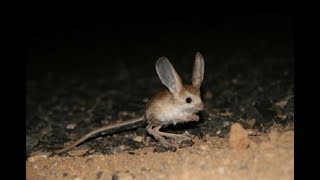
[26,123,294,180]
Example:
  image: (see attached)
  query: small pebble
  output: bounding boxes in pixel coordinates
[232,78,238,84]
[96,171,103,179]
[133,136,143,142]
[204,91,213,99]
[141,167,149,171]
[88,149,96,154]
[66,123,77,130]
[179,140,194,148]
[112,173,119,180]
[200,144,210,151]
[118,145,126,151]
[128,152,135,155]
[219,111,233,117]
[216,130,221,135]
[276,114,287,120]
[205,134,211,141]
[275,100,288,109]
[246,118,256,128]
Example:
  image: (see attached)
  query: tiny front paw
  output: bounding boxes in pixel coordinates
[188,114,199,121]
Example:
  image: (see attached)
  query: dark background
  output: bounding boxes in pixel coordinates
[26,11,293,81]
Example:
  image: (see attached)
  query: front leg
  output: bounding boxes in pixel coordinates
[187,114,200,122]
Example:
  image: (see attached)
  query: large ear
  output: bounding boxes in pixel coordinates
[155,57,183,94]
[192,52,205,88]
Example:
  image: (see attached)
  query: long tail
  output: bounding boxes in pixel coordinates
[54,116,145,154]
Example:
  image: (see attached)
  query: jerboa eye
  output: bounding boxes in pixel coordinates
[186,97,192,103]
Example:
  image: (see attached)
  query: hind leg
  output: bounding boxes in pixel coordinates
[146,125,170,146]
[153,126,192,141]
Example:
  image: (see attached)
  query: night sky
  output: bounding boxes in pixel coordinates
[26,11,293,81]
